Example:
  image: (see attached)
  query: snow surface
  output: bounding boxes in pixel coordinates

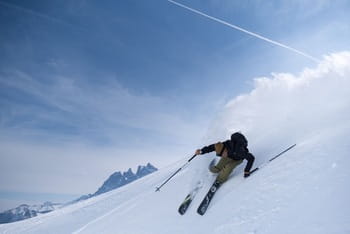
[1,52,350,234]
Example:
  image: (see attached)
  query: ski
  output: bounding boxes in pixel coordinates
[197,181,221,215]
[196,144,296,215]
[178,181,203,215]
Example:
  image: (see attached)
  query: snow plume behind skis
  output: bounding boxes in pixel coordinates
[205,51,350,160]
[192,51,350,188]
[1,51,350,233]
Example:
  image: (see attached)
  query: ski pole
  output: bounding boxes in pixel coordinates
[250,143,296,175]
[155,154,197,192]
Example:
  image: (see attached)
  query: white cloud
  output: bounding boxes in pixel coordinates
[0,72,207,195]
[0,72,204,144]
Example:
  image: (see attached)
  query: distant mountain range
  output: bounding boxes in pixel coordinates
[69,163,158,203]
[0,163,157,224]
[0,202,61,224]
[94,162,158,196]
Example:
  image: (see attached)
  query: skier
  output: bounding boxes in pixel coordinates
[195,132,255,186]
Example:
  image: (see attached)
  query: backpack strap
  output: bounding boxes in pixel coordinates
[214,142,226,156]
[222,140,233,157]
[219,144,225,156]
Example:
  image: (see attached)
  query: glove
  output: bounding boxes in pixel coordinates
[244,171,251,178]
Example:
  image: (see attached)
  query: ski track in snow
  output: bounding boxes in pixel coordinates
[72,191,149,234]
[1,126,349,234]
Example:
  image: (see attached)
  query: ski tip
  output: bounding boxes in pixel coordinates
[178,210,185,215]
[197,204,208,216]
[197,210,205,216]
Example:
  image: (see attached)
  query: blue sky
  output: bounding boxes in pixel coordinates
[0,0,349,211]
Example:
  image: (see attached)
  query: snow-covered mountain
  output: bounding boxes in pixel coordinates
[0,202,61,224]
[93,163,157,196]
[0,52,349,234]
[0,163,157,225]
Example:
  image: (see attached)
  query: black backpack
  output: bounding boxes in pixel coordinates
[224,132,248,160]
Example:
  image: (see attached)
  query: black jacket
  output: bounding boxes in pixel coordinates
[201,140,255,173]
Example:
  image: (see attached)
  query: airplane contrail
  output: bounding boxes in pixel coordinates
[168,0,320,63]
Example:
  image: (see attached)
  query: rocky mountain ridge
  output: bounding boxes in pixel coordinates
[0,163,157,224]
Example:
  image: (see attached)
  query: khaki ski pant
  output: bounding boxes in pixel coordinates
[210,157,243,184]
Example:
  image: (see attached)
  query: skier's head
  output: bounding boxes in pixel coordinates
[230,132,248,148]
[231,132,242,141]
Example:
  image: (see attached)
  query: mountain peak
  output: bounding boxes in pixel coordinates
[136,163,157,177]
[93,163,157,197]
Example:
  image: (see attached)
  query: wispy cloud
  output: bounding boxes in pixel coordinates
[0,71,204,145]
[0,0,83,31]
[0,70,207,197]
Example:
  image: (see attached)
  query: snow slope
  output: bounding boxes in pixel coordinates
[1,52,350,234]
